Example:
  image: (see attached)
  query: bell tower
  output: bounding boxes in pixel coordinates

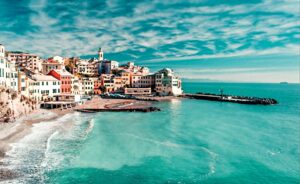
[98,47,103,61]
[0,44,5,57]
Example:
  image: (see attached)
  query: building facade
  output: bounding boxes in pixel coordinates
[42,58,64,75]
[48,69,72,94]
[0,44,6,86]
[101,60,119,74]
[155,68,182,96]
[5,60,19,91]
[27,74,60,102]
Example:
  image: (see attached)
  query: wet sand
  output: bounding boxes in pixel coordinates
[0,108,72,160]
[0,108,74,181]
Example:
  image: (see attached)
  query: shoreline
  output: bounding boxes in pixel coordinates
[0,108,73,160]
[0,96,177,181]
[0,96,174,161]
[0,108,73,181]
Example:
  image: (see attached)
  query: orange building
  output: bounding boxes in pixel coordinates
[48,69,73,94]
[94,79,102,95]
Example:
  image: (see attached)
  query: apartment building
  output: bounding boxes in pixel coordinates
[27,74,60,102]
[155,68,182,96]
[48,69,72,94]
[0,44,6,86]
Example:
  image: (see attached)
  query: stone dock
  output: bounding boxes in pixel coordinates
[182,93,278,105]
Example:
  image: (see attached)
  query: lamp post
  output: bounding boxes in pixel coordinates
[219,88,224,99]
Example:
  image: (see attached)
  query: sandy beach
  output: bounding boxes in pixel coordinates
[0,108,72,160]
[0,96,162,180]
[0,108,73,180]
[0,96,159,161]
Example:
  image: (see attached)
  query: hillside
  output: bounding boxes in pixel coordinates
[0,87,38,122]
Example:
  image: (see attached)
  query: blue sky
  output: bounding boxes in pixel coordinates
[0,0,299,82]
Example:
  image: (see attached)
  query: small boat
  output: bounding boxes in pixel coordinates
[280,82,288,84]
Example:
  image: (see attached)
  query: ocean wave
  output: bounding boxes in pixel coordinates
[1,112,95,183]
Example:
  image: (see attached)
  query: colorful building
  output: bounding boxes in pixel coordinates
[27,74,60,102]
[94,78,102,95]
[155,68,182,96]
[48,69,73,94]
[42,57,64,75]
[0,44,6,86]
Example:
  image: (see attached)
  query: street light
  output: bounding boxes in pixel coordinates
[219,88,224,99]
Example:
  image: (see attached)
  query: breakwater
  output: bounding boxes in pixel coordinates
[182,92,278,105]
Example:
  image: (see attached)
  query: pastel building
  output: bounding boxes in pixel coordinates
[42,57,64,75]
[94,78,102,95]
[5,60,19,91]
[0,44,6,86]
[27,74,60,102]
[18,71,28,96]
[100,74,114,92]
[6,51,40,63]
[71,76,83,95]
[155,68,182,96]
[76,58,100,76]
[48,69,72,94]
[131,73,142,88]
[81,77,96,95]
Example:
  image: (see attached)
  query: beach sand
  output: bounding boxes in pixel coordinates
[0,108,73,180]
[0,108,72,159]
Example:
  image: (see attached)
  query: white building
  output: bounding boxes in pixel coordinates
[27,74,60,102]
[131,73,142,88]
[80,77,96,95]
[5,60,19,91]
[42,57,64,75]
[18,71,28,96]
[71,76,83,95]
[0,44,6,86]
[155,68,182,96]
[76,59,100,76]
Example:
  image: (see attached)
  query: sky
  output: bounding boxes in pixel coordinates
[0,0,299,83]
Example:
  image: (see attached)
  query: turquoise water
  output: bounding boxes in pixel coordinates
[2,82,300,184]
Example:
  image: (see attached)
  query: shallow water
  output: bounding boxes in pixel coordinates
[1,82,299,184]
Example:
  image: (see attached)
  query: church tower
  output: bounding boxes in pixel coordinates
[98,47,104,61]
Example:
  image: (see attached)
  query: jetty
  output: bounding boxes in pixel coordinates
[182,92,278,105]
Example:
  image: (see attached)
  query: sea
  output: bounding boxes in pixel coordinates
[1,82,299,184]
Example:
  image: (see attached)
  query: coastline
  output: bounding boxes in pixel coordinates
[0,108,73,181]
[0,108,73,161]
[0,96,176,181]
[0,96,169,161]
